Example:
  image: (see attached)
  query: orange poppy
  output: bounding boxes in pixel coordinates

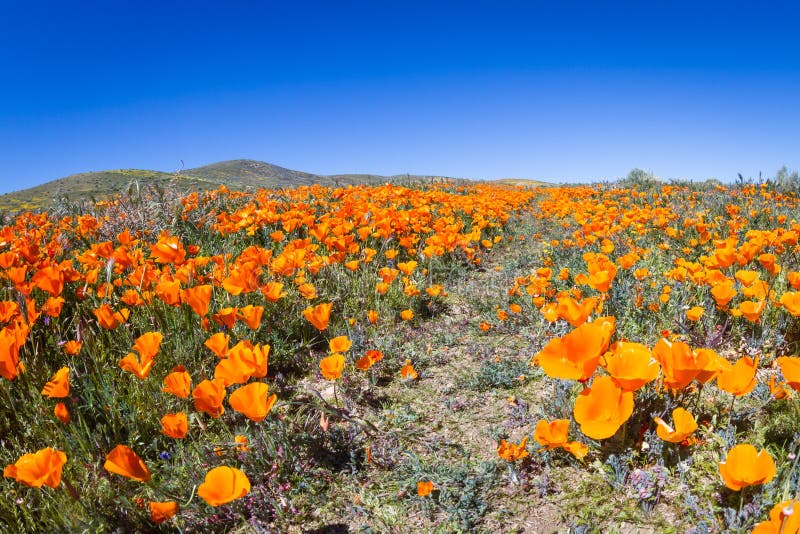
[3,447,67,488]
[718,444,775,491]
[197,466,251,506]
[192,378,227,418]
[497,437,529,462]
[400,359,418,380]
[533,419,570,449]
[685,306,704,321]
[261,281,287,302]
[653,407,698,443]
[604,342,660,392]
[132,331,163,360]
[162,366,192,398]
[716,356,757,397]
[212,307,238,329]
[204,332,230,358]
[320,353,345,380]
[328,335,352,353]
[0,327,24,380]
[160,412,189,439]
[776,357,800,391]
[400,309,414,321]
[367,310,379,324]
[534,321,609,382]
[62,340,82,356]
[356,350,383,371]
[104,445,151,482]
[710,282,736,308]
[236,305,264,330]
[41,366,70,398]
[54,402,70,424]
[149,501,179,524]
[737,300,765,323]
[119,352,155,380]
[214,350,255,386]
[573,376,634,440]
[93,304,129,329]
[180,284,213,317]
[652,339,703,390]
[228,382,277,422]
[150,236,186,264]
[751,499,800,534]
[303,302,333,331]
[780,292,800,316]
[417,480,434,497]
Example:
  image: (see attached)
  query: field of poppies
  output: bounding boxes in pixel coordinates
[2,177,800,532]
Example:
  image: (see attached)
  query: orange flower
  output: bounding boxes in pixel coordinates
[160,412,189,439]
[214,349,255,386]
[780,292,800,316]
[150,236,186,264]
[0,327,24,380]
[479,320,492,331]
[320,353,345,380]
[751,499,800,534]
[193,378,227,418]
[716,356,757,397]
[197,466,251,506]
[604,341,660,392]
[93,304,129,329]
[367,309,379,324]
[533,419,569,449]
[303,302,333,331]
[400,359,418,380]
[62,340,82,355]
[400,309,414,321]
[228,382,276,422]
[212,307,238,329]
[54,402,70,423]
[685,306,704,321]
[573,376,633,440]
[328,335,352,353]
[261,281,287,302]
[132,331,163,360]
[119,352,155,380]
[737,300,765,323]
[653,407,698,443]
[776,356,800,391]
[3,448,67,488]
[104,445,151,482]
[149,501,179,524]
[204,332,230,358]
[41,366,70,398]
[710,282,736,308]
[719,444,775,491]
[417,480,434,497]
[234,435,249,452]
[534,321,610,382]
[180,284,213,317]
[162,366,192,398]
[497,437,529,462]
[652,339,703,390]
[356,350,383,371]
[236,305,264,330]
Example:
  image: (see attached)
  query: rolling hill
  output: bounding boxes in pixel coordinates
[0,160,460,212]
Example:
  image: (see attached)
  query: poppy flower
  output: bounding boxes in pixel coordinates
[497,437,529,462]
[737,300,765,323]
[534,321,610,382]
[653,407,698,443]
[212,307,238,329]
[150,236,186,264]
[710,282,736,308]
[328,335,352,353]
[214,350,255,386]
[204,332,230,358]
[119,352,155,380]
[356,350,383,371]
[193,378,227,418]
[367,310,379,324]
[54,402,70,423]
[780,292,800,316]
[303,302,333,331]
[400,359,418,380]
[718,444,775,491]
[777,357,800,391]
[197,466,251,506]
[261,281,287,302]
[652,339,703,390]
[0,327,24,380]
[93,304,129,329]
[236,305,264,330]
[234,435,249,452]
[3,448,67,488]
[686,306,704,321]
[573,376,634,440]
[104,445,151,482]
[400,309,414,321]
[149,501,179,524]
[716,356,757,397]
[751,499,800,534]
[132,331,163,360]
[62,340,82,356]
[320,353,345,380]
[417,480,434,497]
[604,342,660,392]
[228,382,276,422]
[533,419,570,449]
[180,284,213,317]
[160,412,189,439]
[162,366,192,398]
[41,366,70,398]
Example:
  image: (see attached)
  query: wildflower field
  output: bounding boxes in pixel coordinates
[2,178,800,532]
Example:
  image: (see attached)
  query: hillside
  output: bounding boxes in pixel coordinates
[0,160,464,212]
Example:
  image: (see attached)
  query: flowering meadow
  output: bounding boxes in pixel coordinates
[2,178,800,532]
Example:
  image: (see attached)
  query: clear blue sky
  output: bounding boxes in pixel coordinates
[1,0,798,193]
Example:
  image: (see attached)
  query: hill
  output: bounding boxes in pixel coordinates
[0,160,463,212]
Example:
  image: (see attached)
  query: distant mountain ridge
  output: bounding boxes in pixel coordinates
[0,159,461,212]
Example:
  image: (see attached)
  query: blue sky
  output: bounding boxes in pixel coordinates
[0,1,798,193]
